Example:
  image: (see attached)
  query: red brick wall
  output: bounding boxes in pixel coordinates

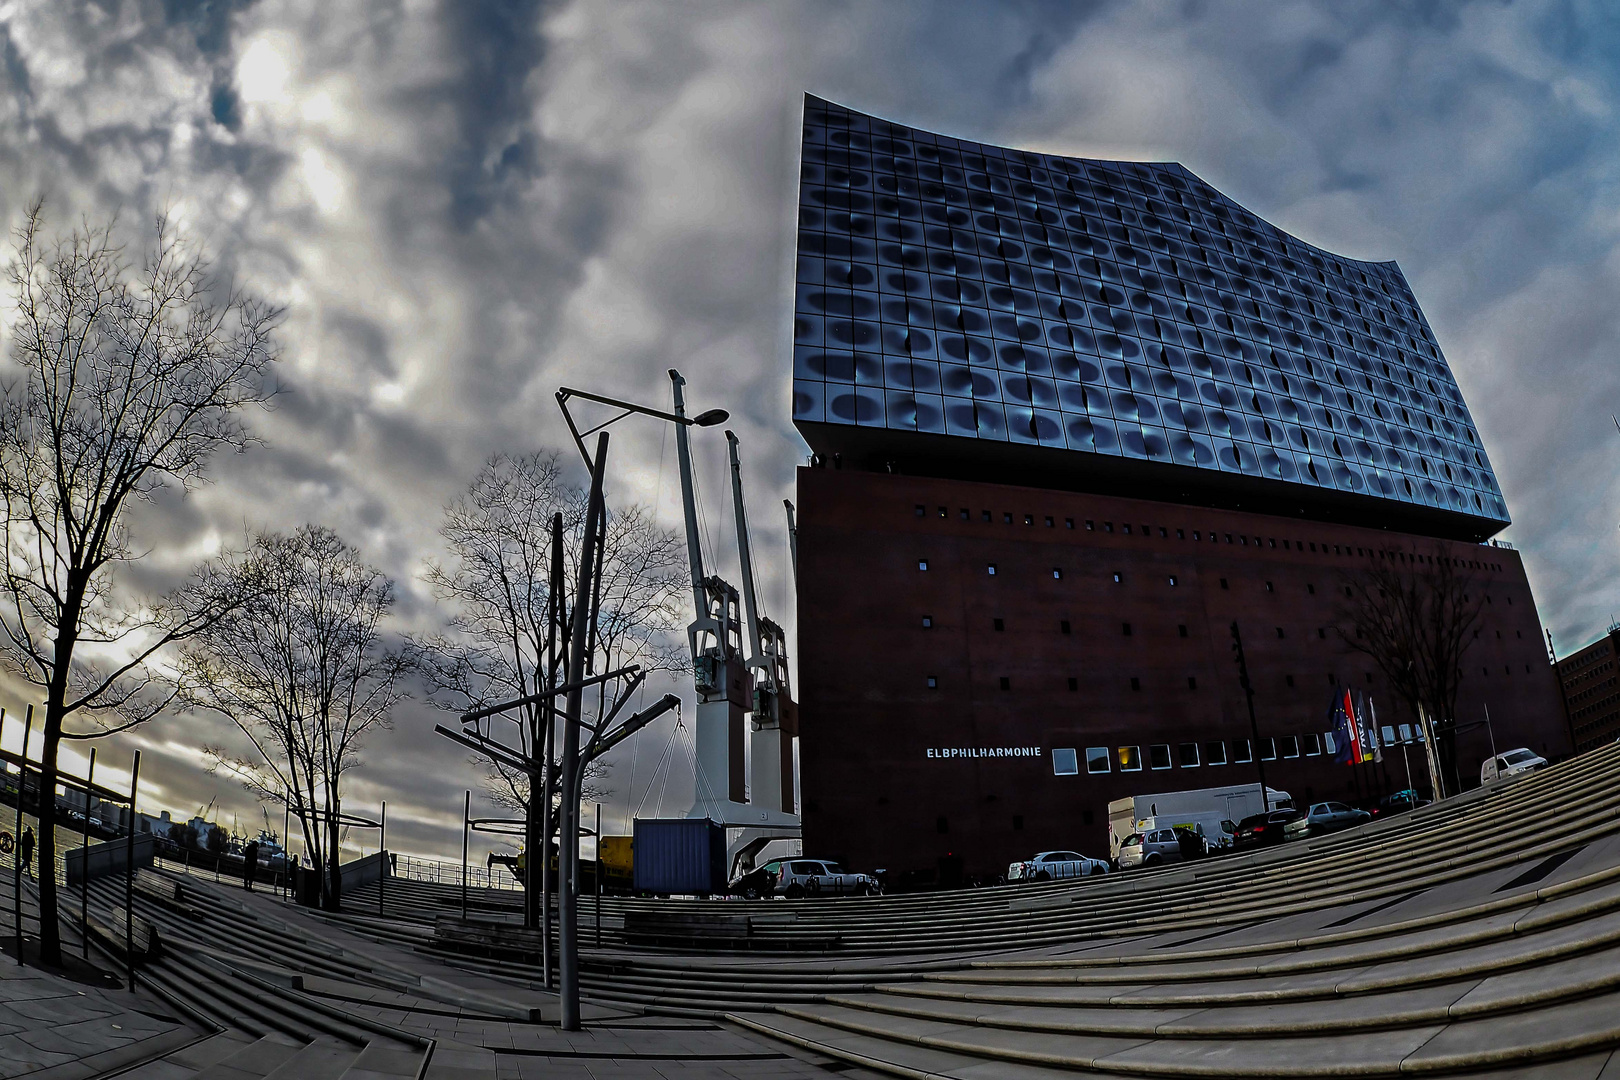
[796,467,1572,882]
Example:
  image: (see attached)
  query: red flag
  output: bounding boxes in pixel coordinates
[1343,689,1367,764]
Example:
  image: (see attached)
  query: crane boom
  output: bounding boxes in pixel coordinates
[726,431,767,682]
[670,370,708,630]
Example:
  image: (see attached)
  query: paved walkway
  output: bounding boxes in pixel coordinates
[0,948,197,1079]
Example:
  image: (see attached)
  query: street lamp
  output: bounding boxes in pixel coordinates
[556,382,727,469]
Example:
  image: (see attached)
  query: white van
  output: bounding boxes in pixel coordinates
[1481,748,1547,784]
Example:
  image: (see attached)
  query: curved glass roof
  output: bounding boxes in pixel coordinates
[791,94,1507,528]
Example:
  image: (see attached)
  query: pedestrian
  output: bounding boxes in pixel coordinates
[242,839,259,892]
[18,826,34,880]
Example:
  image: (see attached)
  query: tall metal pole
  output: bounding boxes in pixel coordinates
[1483,703,1498,760]
[541,510,564,988]
[283,800,291,900]
[379,800,387,918]
[124,750,141,990]
[460,790,470,922]
[594,801,602,949]
[13,706,32,966]
[1229,623,1270,813]
[81,748,95,959]
[560,432,609,1032]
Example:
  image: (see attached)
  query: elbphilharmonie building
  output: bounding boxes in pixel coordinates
[790,96,1569,882]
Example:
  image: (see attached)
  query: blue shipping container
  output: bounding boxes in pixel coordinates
[633,818,726,895]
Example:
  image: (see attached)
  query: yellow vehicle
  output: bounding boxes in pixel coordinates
[487,835,635,893]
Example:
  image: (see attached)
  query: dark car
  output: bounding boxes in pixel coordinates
[729,865,779,899]
[1231,808,1305,851]
[1372,790,1430,817]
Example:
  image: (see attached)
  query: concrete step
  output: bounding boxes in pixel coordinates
[192,1032,305,1079]
[261,1036,356,1080]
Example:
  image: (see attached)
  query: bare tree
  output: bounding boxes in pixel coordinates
[1337,548,1483,794]
[0,205,278,963]
[420,451,685,856]
[181,526,413,911]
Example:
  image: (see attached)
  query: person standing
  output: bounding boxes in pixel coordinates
[19,827,34,880]
[242,839,260,892]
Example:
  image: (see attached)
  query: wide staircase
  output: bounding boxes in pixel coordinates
[328,740,1620,1076]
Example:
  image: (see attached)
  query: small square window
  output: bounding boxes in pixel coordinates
[1053,567,1063,579]
[1004,512,1013,524]
[1398,723,1414,742]
[987,563,997,575]
[938,506,947,518]
[1118,746,1143,772]
[915,504,926,517]
[1204,740,1228,766]
[982,510,992,522]
[1268,538,1276,548]
[1024,514,1034,526]
[1113,572,1123,584]
[1225,533,1233,544]
[1177,528,1185,539]
[1318,628,1326,639]
[959,508,969,520]
[1045,516,1055,528]
[1178,624,1188,638]
[1060,620,1071,635]
[1086,747,1111,774]
[999,676,1010,691]
[1065,517,1075,529]
[1123,524,1133,534]
[1381,725,1396,746]
[1276,626,1285,639]
[1192,530,1201,540]
[1149,744,1172,770]
[922,616,933,628]
[1329,673,1337,685]
[1220,577,1229,590]
[1280,735,1300,759]
[1178,742,1200,767]
[1159,527,1168,538]
[1052,748,1079,776]
[1013,814,1024,830]
[1285,674,1295,687]
[1130,676,1141,691]
[1122,622,1132,636]
[1085,519,1094,530]
[1323,732,1337,754]
[1232,737,1253,764]
[1307,583,1315,594]
[1304,733,1322,756]
[1168,575,1178,586]
[1067,677,1078,691]
[1187,676,1198,690]
[1259,737,1277,761]
[992,618,1004,631]
[1265,581,1274,592]
[1104,522,1114,533]
[918,559,929,571]
[926,676,938,689]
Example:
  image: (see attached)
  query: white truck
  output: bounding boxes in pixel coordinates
[1108,783,1292,859]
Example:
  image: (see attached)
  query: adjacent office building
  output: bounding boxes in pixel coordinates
[1557,627,1620,753]
[790,95,1571,882]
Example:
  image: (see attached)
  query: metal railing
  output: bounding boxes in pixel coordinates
[391,852,522,892]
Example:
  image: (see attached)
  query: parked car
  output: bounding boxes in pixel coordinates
[1481,748,1548,785]
[728,864,779,900]
[1371,789,1431,817]
[1007,851,1111,882]
[1284,801,1372,840]
[765,858,880,898]
[1231,808,1305,851]
[1118,827,1207,869]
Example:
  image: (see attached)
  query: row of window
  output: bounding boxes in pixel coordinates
[1052,724,1428,776]
[923,665,1532,692]
[911,502,1509,574]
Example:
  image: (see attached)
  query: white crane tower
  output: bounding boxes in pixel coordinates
[670,371,800,855]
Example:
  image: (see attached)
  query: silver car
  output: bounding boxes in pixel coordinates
[1283,801,1372,840]
[768,858,880,898]
[1118,828,1204,869]
[1007,851,1110,882]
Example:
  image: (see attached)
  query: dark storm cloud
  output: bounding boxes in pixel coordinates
[1,0,1617,857]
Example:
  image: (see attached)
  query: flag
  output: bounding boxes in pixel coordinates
[1331,692,1355,765]
[1365,695,1384,764]
[1343,689,1368,765]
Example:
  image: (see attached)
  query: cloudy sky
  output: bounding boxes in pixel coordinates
[1,0,1617,863]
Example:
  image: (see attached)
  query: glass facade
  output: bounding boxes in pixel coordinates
[792,94,1508,526]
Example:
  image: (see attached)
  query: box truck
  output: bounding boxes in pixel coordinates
[1108,783,1292,858]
